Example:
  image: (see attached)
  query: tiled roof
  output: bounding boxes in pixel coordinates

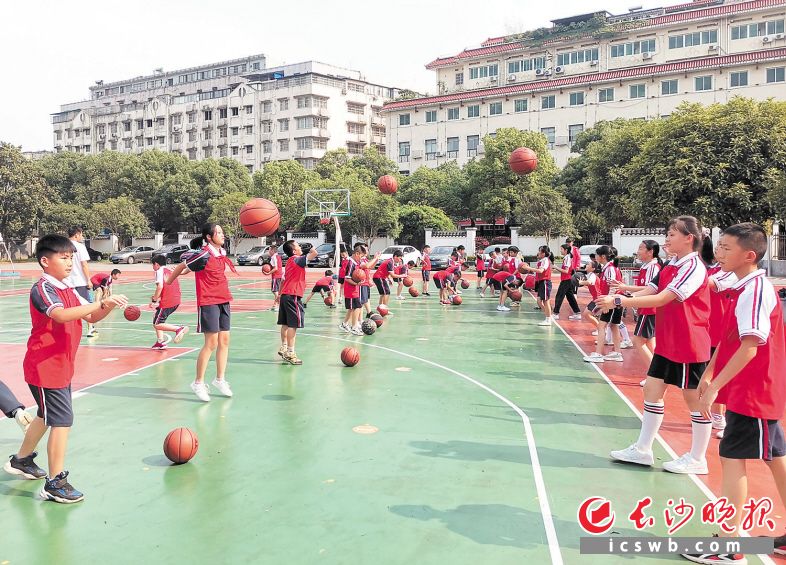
[664,0,722,13]
[385,47,786,111]
[424,0,786,70]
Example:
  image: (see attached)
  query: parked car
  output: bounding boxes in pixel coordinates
[578,244,600,267]
[308,243,347,268]
[479,244,510,262]
[378,245,422,267]
[85,246,104,261]
[110,246,155,264]
[428,245,457,271]
[275,242,313,265]
[237,246,271,266]
[152,244,190,265]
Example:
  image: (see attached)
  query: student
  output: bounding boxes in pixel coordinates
[475,253,486,290]
[600,216,712,475]
[66,227,93,303]
[149,256,188,350]
[167,224,235,402]
[267,244,282,312]
[492,270,520,311]
[303,269,336,308]
[340,245,365,335]
[395,261,415,300]
[453,245,467,291]
[682,223,786,564]
[1,380,34,432]
[276,240,319,365]
[566,237,581,280]
[521,246,555,326]
[360,250,380,315]
[578,260,602,331]
[479,250,498,297]
[3,235,127,503]
[583,246,625,360]
[372,250,401,307]
[553,243,581,321]
[421,245,432,296]
[86,269,121,337]
[433,266,457,304]
[337,247,349,300]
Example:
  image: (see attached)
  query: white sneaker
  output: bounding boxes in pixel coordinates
[538,318,553,326]
[583,352,605,363]
[663,453,708,475]
[350,327,363,336]
[395,295,405,300]
[13,409,33,432]
[339,322,350,333]
[639,379,646,387]
[569,314,582,320]
[610,444,654,466]
[552,314,560,320]
[604,352,624,362]
[496,305,510,312]
[191,382,210,402]
[711,413,726,430]
[620,340,634,349]
[591,330,598,336]
[271,306,279,312]
[211,378,233,397]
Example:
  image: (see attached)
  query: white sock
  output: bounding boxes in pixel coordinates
[287,347,294,353]
[619,323,631,342]
[605,325,612,342]
[636,401,665,451]
[690,412,713,461]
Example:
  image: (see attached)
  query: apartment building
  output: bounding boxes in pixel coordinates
[52,56,398,172]
[383,0,786,170]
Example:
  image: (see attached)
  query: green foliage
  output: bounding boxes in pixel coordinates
[515,186,575,245]
[252,160,320,230]
[398,204,454,246]
[0,143,49,239]
[40,203,100,237]
[397,161,472,220]
[393,89,420,101]
[92,197,150,238]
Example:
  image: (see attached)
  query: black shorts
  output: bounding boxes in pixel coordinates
[536,280,552,301]
[491,279,502,291]
[422,270,430,281]
[311,285,331,294]
[373,278,390,295]
[647,354,707,389]
[271,278,282,293]
[338,277,345,284]
[634,314,655,339]
[198,302,231,333]
[600,306,623,324]
[28,384,73,427]
[720,410,786,461]
[434,278,447,289]
[586,300,598,313]
[277,294,304,329]
[477,270,485,278]
[360,286,370,304]
[74,286,92,302]
[344,297,361,310]
[153,305,179,325]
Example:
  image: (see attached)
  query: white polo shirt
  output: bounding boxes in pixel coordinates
[67,239,91,288]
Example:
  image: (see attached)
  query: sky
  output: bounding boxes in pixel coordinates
[1,0,660,151]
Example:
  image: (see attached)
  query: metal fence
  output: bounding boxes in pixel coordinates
[771,234,786,260]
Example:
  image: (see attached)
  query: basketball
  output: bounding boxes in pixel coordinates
[370,313,384,327]
[361,320,376,335]
[509,147,538,175]
[341,347,360,367]
[352,269,366,283]
[509,289,523,302]
[452,295,462,305]
[377,304,389,316]
[518,264,529,274]
[240,198,281,237]
[377,175,398,195]
[409,287,420,297]
[124,305,141,321]
[319,217,330,226]
[403,276,413,287]
[261,263,272,275]
[460,280,470,289]
[163,427,199,464]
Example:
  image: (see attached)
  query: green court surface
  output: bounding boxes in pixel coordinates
[0,273,770,564]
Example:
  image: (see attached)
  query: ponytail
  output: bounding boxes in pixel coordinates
[700,233,715,266]
[596,245,618,267]
[539,245,554,264]
[190,222,219,250]
[642,239,663,268]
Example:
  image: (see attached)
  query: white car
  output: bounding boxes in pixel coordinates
[378,245,422,267]
[579,244,600,267]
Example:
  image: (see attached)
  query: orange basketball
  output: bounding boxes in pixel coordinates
[124,305,141,321]
[452,295,462,305]
[341,347,360,367]
[408,287,420,297]
[460,280,470,289]
[324,295,333,306]
[352,269,366,283]
[509,147,538,175]
[377,304,389,316]
[509,289,523,302]
[402,276,413,287]
[319,217,330,226]
[261,263,272,275]
[240,198,281,237]
[377,175,398,195]
[163,427,199,464]
[518,263,529,274]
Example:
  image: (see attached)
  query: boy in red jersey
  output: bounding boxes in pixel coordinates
[149,256,188,349]
[492,270,520,311]
[394,261,415,300]
[267,244,283,312]
[372,249,401,307]
[475,254,486,290]
[421,245,432,296]
[682,223,786,564]
[304,269,337,308]
[341,244,365,335]
[3,235,127,503]
[337,247,349,299]
[433,266,458,304]
[277,240,319,364]
[359,249,381,316]
[86,269,121,337]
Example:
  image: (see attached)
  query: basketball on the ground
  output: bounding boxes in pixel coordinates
[261,263,272,274]
[124,305,141,321]
[377,175,398,195]
[460,280,470,289]
[452,295,462,305]
[409,287,420,297]
[377,304,389,316]
[324,295,333,306]
[352,269,366,283]
[240,198,281,237]
[509,147,538,175]
[361,320,376,335]
[509,289,523,302]
[370,313,384,327]
[341,347,360,367]
[163,427,199,464]
[403,276,413,287]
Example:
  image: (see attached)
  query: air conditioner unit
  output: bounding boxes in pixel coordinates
[489,76,498,84]
[762,35,771,43]
[642,52,653,60]
[435,152,445,157]
[412,149,423,159]
[590,60,599,67]
[507,74,517,82]
[535,68,545,76]
[708,44,719,51]
[555,66,565,74]
[775,33,785,40]
[543,69,553,76]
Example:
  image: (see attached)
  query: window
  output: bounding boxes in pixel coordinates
[158,136,165,145]
[231,127,239,136]
[279,98,289,111]
[508,57,546,73]
[110,123,118,133]
[219,146,227,157]
[447,107,459,120]
[246,165,253,173]
[541,127,556,149]
[732,18,785,39]
[455,73,464,86]
[730,71,748,87]
[767,67,786,83]
[146,137,153,146]
[669,29,718,49]
[204,148,212,158]
[569,92,585,106]
[246,145,253,154]
[261,101,272,113]
[467,105,480,118]
[55,131,62,140]
[489,102,502,115]
[399,113,411,126]
[279,119,289,131]
[425,139,437,160]
[204,110,212,121]
[695,76,712,91]
[556,48,599,66]
[219,108,228,119]
[347,123,365,134]
[541,95,555,109]
[219,127,227,138]
[514,99,528,112]
[426,110,437,122]
[279,139,289,152]
[245,105,253,114]
[661,79,679,95]
[137,119,144,129]
[124,121,131,132]
[231,107,239,117]
[156,118,165,127]
[97,125,105,135]
[188,131,197,142]
[172,114,182,126]
[446,137,459,158]
[467,135,479,157]
[398,141,410,162]
[188,112,196,123]
[202,129,211,140]
[124,139,132,149]
[598,87,615,102]
[245,125,253,134]
[262,141,271,154]
[569,124,584,143]
[630,84,646,98]
[610,39,657,57]
[468,64,499,79]
[231,146,239,156]
[262,121,272,133]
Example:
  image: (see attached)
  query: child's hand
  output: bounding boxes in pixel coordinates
[106,294,129,309]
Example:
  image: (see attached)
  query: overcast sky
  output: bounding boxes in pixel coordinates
[2,0,659,151]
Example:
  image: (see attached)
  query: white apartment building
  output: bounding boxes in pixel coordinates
[52,56,398,172]
[383,0,786,170]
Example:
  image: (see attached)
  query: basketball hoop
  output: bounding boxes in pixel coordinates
[319,212,332,226]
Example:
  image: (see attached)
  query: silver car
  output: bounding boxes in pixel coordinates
[110,246,155,264]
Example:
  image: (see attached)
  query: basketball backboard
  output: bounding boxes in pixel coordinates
[304,189,350,218]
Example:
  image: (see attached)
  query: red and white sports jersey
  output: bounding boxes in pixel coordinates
[715,270,786,420]
[155,267,181,308]
[560,254,573,282]
[536,257,551,281]
[650,252,710,363]
[598,261,621,294]
[359,257,373,287]
[339,258,349,280]
[636,260,662,315]
[280,255,308,297]
[475,257,485,271]
[373,258,394,279]
[708,264,737,347]
[585,273,600,300]
[269,254,283,280]
[186,245,233,306]
[421,254,431,270]
[507,257,522,274]
[314,276,333,287]
[571,245,581,273]
[343,257,360,298]
[25,274,89,388]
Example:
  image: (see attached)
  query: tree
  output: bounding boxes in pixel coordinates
[348,147,398,185]
[396,161,472,221]
[315,149,352,179]
[0,142,50,240]
[515,186,575,246]
[93,197,150,240]
[252,160,320,231]
[398,204,454,247]
[209,191,251,254]
[40,203,100,237]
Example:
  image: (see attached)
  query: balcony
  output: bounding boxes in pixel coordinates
[348,133,366,144]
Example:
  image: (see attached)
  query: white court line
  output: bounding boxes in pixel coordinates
[233,324,564,565]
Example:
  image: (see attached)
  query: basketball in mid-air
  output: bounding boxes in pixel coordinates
[240,198,281,237]
[402,276,413,287]
[409,287,420,297]
[124,305,141,321]
[460,280,470,289]
[377,175,398,195]
[509,147,538,175]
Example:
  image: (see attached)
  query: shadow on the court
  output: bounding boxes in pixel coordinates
[87,386,204,403]
[467,403,642,430]
[262,395,294,401]
[142,454,175,467]
[488,369,608,386]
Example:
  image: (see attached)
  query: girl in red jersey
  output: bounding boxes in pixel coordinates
[599,216,713,475]
[475,254,485,290]
[167,224,235,402]
[421,245,432,296]
[583,246,625,359]
[578,260,602,330]
[553,243,581,321]
[520,245,554,326]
